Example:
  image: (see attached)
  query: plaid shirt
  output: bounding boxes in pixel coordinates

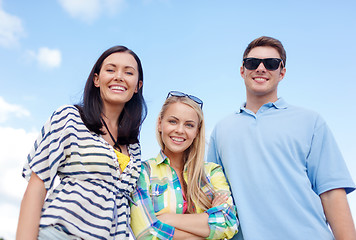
[130,151,238,239]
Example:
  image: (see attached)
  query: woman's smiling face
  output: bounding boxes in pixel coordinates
[158,102,199,160]
[94,51,142,109]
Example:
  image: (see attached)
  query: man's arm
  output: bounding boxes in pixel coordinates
[320,188,356,240]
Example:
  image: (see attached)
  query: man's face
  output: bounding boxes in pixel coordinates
[240,46,286,101]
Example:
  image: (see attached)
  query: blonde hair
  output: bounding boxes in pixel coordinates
[156,96,213,212]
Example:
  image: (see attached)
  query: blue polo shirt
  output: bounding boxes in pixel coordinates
[207,98,355,240]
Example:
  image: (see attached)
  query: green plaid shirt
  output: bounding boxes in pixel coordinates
[130,151,238,239]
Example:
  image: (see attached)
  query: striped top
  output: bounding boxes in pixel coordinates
[22,105,142,240]
[130,151,239,240]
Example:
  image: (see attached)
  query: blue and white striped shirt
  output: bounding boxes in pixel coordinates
[22,105,142,239]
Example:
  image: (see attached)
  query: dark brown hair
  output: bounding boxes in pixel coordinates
[76,45,147,144]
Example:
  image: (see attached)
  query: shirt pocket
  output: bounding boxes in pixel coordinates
[150,183,168,213]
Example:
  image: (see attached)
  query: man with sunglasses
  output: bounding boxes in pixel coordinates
[207,36,356,240]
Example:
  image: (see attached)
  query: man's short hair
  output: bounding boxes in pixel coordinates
[243,36,286,67]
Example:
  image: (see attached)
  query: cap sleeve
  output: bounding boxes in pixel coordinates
[22,105,78,190]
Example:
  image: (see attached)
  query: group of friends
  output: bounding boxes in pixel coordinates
[16,36,356,240]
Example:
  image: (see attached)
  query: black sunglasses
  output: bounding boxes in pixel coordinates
[166,91,203,109]
[243,58,283,71]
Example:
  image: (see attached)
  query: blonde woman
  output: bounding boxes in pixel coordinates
[131,91,238,239]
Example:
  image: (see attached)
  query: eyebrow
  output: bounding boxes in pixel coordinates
[168,115,197,124]
[104,63,137,70]
[185,120,197,124]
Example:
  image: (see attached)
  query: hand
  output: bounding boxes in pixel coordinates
[212,192,229,208]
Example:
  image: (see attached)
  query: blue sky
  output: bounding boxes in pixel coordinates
[0,0,355,239]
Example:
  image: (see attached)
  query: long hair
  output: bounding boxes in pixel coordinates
[243,36,287,67]
[76,45,147,144]
[156,96,213,212]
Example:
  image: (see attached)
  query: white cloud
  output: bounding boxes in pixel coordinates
[37,47,62,68]
[0,1,25,48]
[0,203,23,239]
[58,0,126,23]
[0,126,38,240]
[27,47,62,69]
[0,96,30,123]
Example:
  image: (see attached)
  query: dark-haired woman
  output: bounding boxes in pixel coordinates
[16,46,147,240]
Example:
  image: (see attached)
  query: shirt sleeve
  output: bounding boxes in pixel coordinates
[306,116,356,195]
[207,128,223,166]
[130,163,175,240]
[22,105,76,190]
[205,163,239,239]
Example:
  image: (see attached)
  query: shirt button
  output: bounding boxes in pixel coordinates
[224,203,228,208]
[178,204,182,208]
[176,187,181,191]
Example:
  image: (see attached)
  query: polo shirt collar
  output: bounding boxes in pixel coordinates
[272,98,288,109]
[238,97,288,113]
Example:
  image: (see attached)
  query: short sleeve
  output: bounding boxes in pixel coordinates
[307,116,355,195]
[22,106,76,190]
[205,163,239,239]
[130,162,175,240]
[207,128,223,166]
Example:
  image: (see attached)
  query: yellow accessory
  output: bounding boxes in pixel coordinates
[114,149,130,172]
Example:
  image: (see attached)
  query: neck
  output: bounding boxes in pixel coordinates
[102,104,124,127]
[245,93,278,114]
[165,151,185,171]
[101,104,124,151]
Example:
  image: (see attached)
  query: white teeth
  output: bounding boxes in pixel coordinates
[171,137,184,142]
[254,78,267,81]
[111,86,125,91]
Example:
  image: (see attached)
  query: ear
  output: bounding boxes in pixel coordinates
[157,117,162,133]
[93,73,100,87]
[278,67,286,82]
[135,80,143,93]
[240,65,245,78]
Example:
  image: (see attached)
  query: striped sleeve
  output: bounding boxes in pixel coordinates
[130,162,175,240]
[205,163,239,240]
[22,105,79,190]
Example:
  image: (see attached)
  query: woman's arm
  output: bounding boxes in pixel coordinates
[157,212,210,238]
[157,193,229,238]
[172,228,205,240]
[199,163,238,239]
[320,188,356,240]
[131,164,176,240]
[16,172,47,240]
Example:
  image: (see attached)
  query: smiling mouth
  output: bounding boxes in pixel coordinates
[171,136,185,142]
[110,85,126,92]
[253,77,268,83]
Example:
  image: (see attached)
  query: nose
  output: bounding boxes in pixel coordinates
[256,62,266,72]
[114,71,124,81]
[175,123,184,134]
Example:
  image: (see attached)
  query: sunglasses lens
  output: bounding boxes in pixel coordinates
[244,58,261,70]
[244,58,282,71]
[168,91,183,97]
[167,91,203,108]
[263,58,281,70]
[188,95,203,106]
